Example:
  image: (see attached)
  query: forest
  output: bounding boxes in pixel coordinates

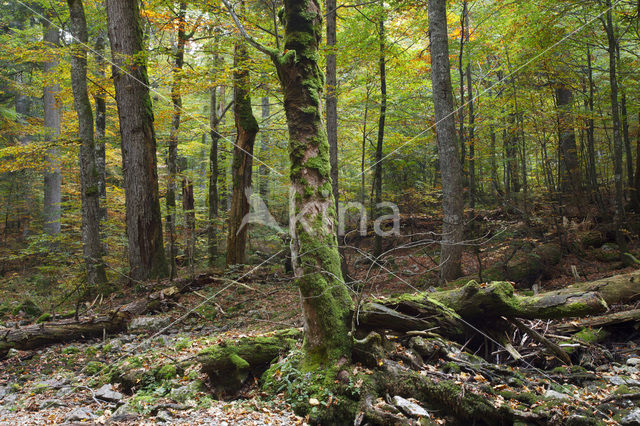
[1,0,640,424]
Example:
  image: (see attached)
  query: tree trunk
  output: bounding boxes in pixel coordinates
[166,0,187,279]
[457,1,467,182]
[93,32,107,220]
[106,0,168,281]
[326,0,339,216]
[208,86,221,265]
[555,84,580,196]
[604,2,627,253]
[43,20,62,236]
[615,41,635,207]
[258,93,270,199]
[585,46,601,207]
[270,0,352,365]
[226,38,258,266]
[428,0,464,283]
[181,174,195,272]
[466,26,475,208]
[635,111,640,201]
[67,0,107,286]
[373,7,386,258]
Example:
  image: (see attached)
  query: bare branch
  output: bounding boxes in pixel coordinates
[220,0,277,59]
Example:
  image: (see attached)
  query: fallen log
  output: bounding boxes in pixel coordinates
[554,308,640,333]
[0,274,214,359]
[560,269,640,306]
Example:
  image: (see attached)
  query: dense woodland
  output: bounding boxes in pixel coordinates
[1,0,640,424]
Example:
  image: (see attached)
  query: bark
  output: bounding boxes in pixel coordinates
[616,41,635,207]
[585,46,601,207]
[466,39,475,208]
[226,38,258,266]
[555,84,580,197]
[93,31,107,216]
[373,8,386,258]
[270,0,352,365]
[106,0,168,281]
[208,86,221,265]
[181,174,195,271]
[67,0,107,286]
[605,2,627,253]
[258,93,270,199]
[43,20,62,236]
[635,111,640,202]
[326,0,339,216]
[428,0,464,282]
[166,0,187,279]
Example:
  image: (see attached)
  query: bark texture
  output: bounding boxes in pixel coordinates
[270,0,352,365]
[226,39,258,266]
[67,0,107,286]
[106,0,168,281]
[43,21,62,236]
[428,0,464,283]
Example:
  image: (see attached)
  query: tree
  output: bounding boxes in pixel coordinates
[42,19,61,236]
[106,0,168,281]
[223,0,352,364]
[166,0,187,279]
[428,0,464,283]
[226,34,258,267]
[67,0,107,286]
[373,4,386,258]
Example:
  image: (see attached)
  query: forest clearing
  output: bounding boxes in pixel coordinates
[1,0,640,424]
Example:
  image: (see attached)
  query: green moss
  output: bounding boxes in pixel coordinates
[62,346,79,355]
[86,361,106,376]
[572,328,608,344]
[12,300,42,317]
[498,390,537,405]
[157,364,178,380]
[36,313,52,323]
[442,361,461,373]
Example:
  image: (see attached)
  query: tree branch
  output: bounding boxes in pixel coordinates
[220,0,277,59]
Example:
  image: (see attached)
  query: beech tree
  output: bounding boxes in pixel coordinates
[428,0,464,283]
[67,0,107,286]
[106,0,168,281]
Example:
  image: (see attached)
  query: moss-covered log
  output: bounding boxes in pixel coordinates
[0,274,214,358]
[429,280,608,320]
[197,328,302,395]
[560,269,640,306]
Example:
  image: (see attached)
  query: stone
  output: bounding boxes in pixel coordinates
[609,376,640,386]
[56,386,74,398]
[64,407,96,422]
[156,409,172,423]
[6,348,19,358]
[0,386,6,400]
[129,316,170,332]
[95,384,123,402]
[544,389,571,401]
[169,382,201,403]
[626,358,640,367]
[621,409,640,426]
[392,395,430,418]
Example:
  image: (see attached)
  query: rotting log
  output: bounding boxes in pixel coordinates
[197,328,302,395]
[429,280,608,320]
[0,274,215,358]
[356,298,465,340]
[554,308,640,333]
[560,269,640,306]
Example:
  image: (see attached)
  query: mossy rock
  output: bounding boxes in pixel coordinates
[85,361,106,376]
[36,313,52,323]
[579,231,604,249]
[197,328,302,394]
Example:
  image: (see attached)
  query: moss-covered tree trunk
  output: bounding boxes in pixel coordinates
[226,38,258,266]
[271,0,352,365]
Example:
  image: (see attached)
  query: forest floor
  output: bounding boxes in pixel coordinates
[2,211,640,424]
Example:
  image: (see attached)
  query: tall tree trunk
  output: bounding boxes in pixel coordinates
[428,0,464,283]
[43,20,62,236]
[67,0,107,286]
[489,125,501,195]
[465,6,475,207]
[615,40,635,207]
[267,0,352,364]
[166,0,187,279]
[208,86,221,265]
[106,0,168,281]
[326,0,339,215]
[93,32,107,220]
[259,93,270,199]
[226,38,258,266]
[361,84,371,206]
[585,45,601,207]
[605,1,628,253]
[373,8,386,258]
[555,84,580,197]
[635,111,640,201]
[457,0,467,180]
